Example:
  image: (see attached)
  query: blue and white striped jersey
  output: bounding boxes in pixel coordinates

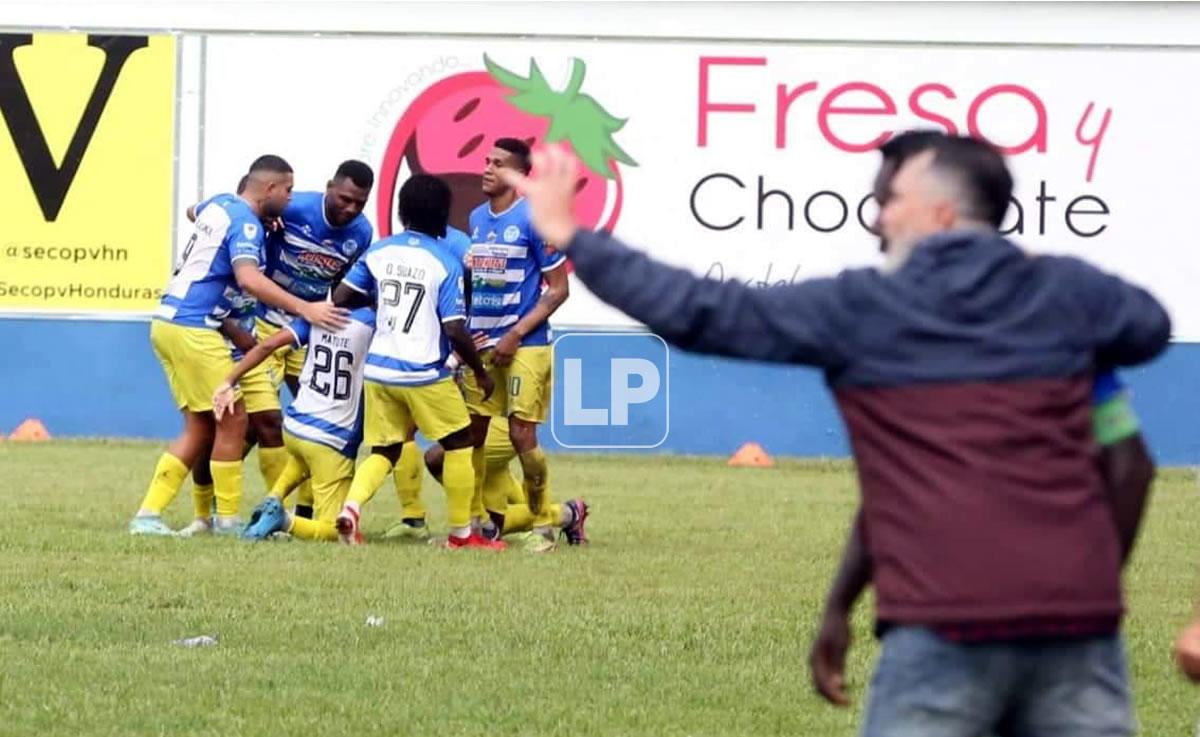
[283,307,375,458]
[259,191,373,327]
[342,230,466,386]
[467,198,565,348]
[157,194,265,329]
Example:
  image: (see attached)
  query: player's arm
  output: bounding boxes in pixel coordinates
[211,328,298,420]
[444,318,493,400]
[493,264,568,367]
[497,149,851,368]
[1093,375,1155,564]
[233,261,347,331]
[218,318,257,356]
[331,281,372,309]
[809,509,870,707]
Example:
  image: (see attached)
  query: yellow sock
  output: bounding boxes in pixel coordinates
[288,515,337,542]
[138,453,189,514]
[395,442,425,519]
[518,447,553,528]
[296,480,315,508]
[191,483,214,519]
[269,457,309,499]
[347,453,395,507]
[501,502,562,534]
[210,460,243,518]
[471,445,487,519]
[257,446,289,489]
[443,447,475,529]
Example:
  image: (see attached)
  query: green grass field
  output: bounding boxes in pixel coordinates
[1,440,1196,736]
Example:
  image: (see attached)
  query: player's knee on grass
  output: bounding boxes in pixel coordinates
[250,410,284,447]
[440,425,474,452]
[424,444,445,481]
[508,416,539,453]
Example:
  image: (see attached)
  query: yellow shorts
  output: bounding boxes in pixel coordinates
[255,317,307,383]
[283,433,353,523]
[240,359,281,414]
[151,320,240,412]
[364,378,470,447]
[463,346,552,422]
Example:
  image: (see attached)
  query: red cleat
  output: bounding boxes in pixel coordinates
[446,531,507,551]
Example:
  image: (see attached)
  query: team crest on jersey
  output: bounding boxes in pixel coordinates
[243,222,259,239]
[342,239,358,256]
[503,225,520,243]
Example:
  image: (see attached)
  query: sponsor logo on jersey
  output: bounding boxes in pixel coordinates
[243,222,258,239]
[296,251,344,275]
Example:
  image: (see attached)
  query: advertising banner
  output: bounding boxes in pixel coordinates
[0,32,175,316]
[201,36,1200,336]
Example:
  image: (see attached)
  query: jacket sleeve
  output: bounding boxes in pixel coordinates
[566,229,852,368]
[1067,258,1172,366]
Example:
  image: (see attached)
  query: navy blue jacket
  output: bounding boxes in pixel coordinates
[568,227,1171,625]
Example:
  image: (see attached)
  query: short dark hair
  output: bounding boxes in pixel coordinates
[879,131,1012,228]
[235,175,249,194]
[879,130,945,167]
[334,159,374,190]
[397,174,451,238]
[927,136,1012,228]
[494,137,531,173]
[248,154,293,175]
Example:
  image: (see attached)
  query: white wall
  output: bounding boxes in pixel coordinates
[4,1,1200,47]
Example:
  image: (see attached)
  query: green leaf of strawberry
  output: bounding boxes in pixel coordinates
[483,54,637,179]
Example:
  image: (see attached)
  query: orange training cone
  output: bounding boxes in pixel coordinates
[728,442,773,468]
[10,418,50,442]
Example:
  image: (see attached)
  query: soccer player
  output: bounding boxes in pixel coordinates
[418,416,589,546]
[176,175,291,537]
[386,225,474,539]
[129,155,347,536]
[329,174,501,549]
[211,305,376,542]
[462,138,570,549]
[255,160,375,398]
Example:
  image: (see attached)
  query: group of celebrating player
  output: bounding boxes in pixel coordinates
[128,137,589,552]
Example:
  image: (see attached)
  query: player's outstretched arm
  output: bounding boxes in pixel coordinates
[331,281,372,310]
[234,261,349,331]
[494,265,569,367]
[444,318,494,401]
[809,509,871,707]
[211,328,296,420]
[497,146,851,368]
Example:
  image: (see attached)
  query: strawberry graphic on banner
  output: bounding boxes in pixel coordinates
[377,54,637,239]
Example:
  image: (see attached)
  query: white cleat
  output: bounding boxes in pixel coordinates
[176,518,213,538]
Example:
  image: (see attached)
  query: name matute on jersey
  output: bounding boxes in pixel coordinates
[284,307,375,458]
[467,198,565,348]
[157,193,264,328]
[342,230,466,386]
[260,191,373,326]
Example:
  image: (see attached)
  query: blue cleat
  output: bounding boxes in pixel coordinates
[242,498,288,540]
[128,515,176,537]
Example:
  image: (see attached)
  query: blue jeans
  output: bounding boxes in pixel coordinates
[861,626,1135,737]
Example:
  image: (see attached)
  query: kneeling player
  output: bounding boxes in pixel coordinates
[414,416,589,550]
[213,307,376,541]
